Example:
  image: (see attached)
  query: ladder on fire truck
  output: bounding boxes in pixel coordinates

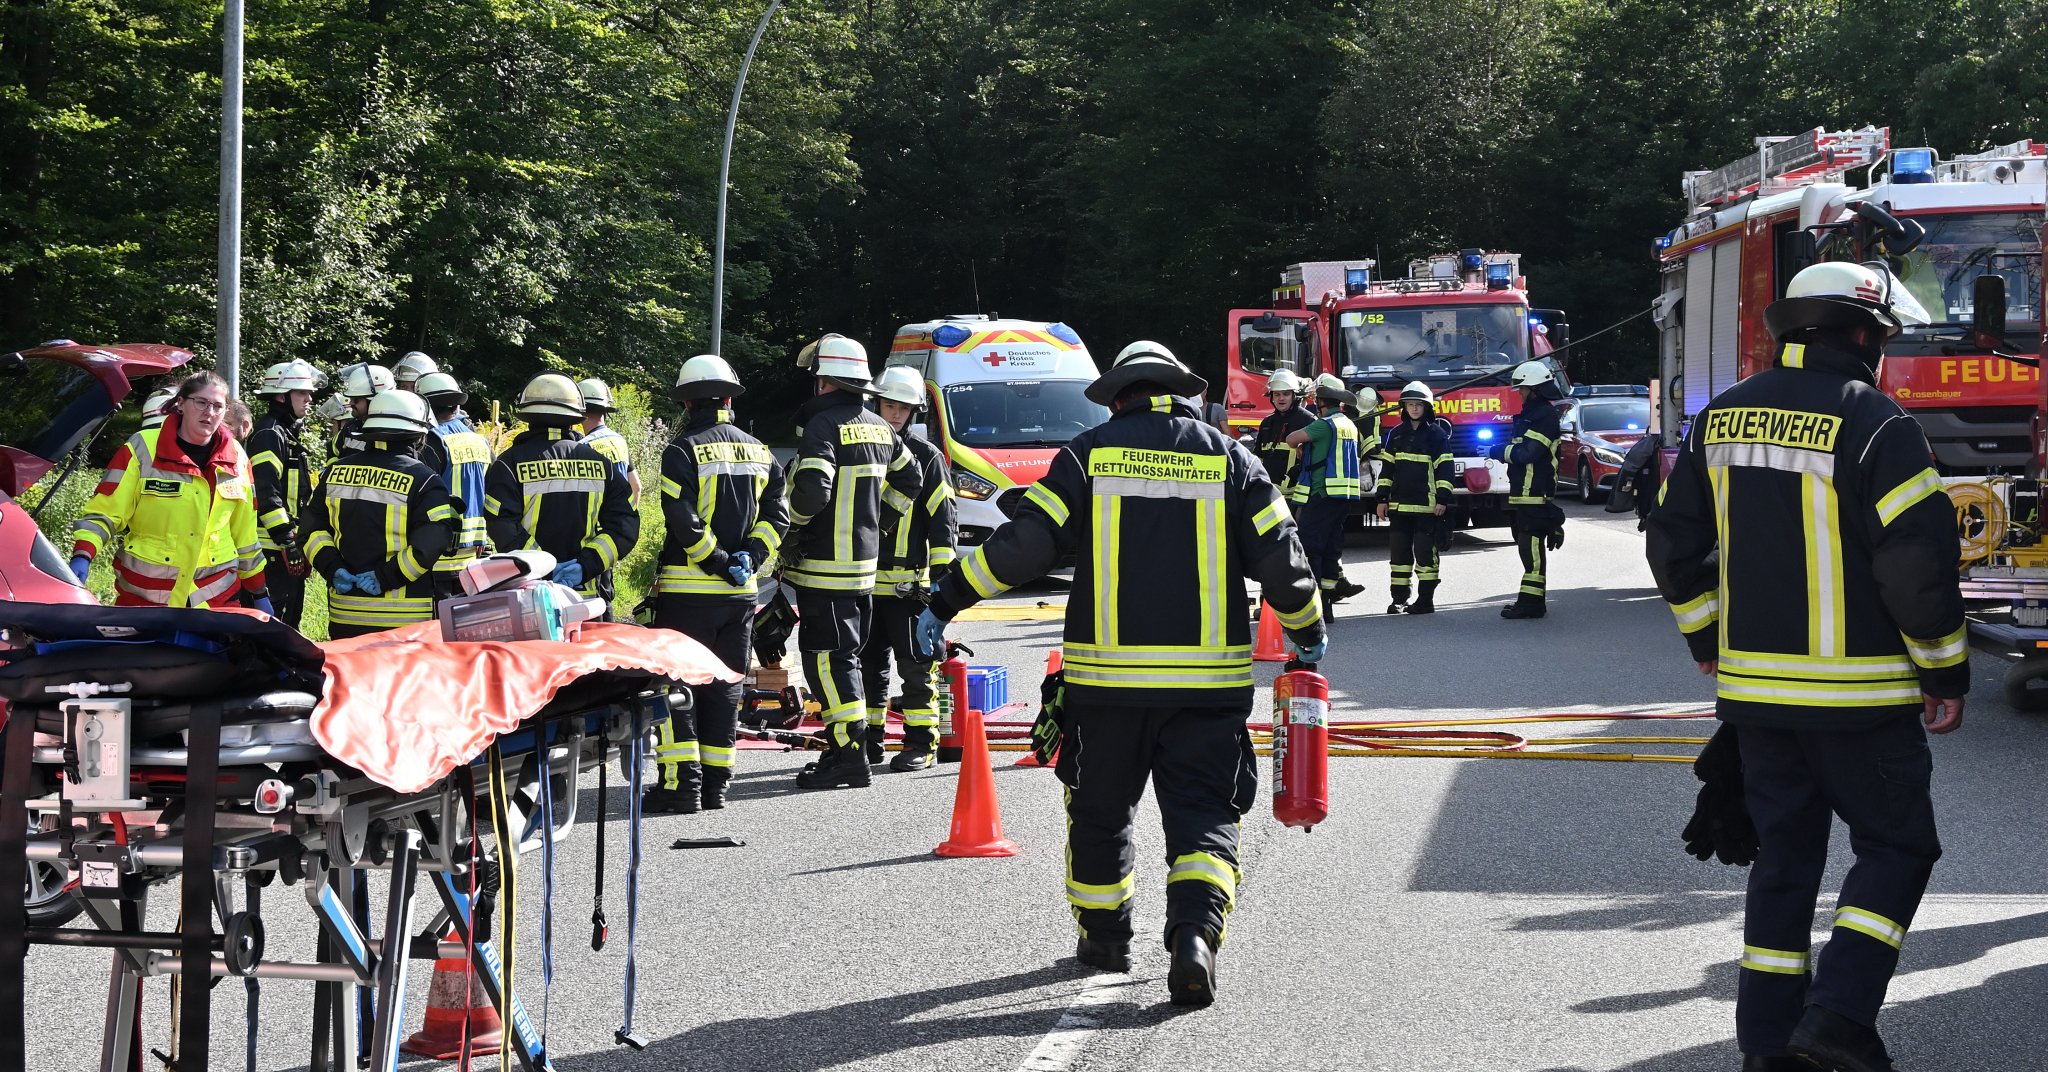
[1682,127,1891,211]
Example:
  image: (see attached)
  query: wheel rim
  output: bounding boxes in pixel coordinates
[24,816,70,909]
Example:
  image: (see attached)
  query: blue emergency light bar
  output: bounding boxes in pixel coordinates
[932,324,973,348]
[1345,267,1372,295]
[1485,262,1513,289]
[1893,148,1936,184]
[1477,427,1495,442]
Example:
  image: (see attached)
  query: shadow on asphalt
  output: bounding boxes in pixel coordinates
[1531,932,2048,1071]
[791,852,937,876]
[1508,891,1747,933]
[548,962,1193,1072]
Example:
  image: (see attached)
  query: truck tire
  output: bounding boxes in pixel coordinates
[2002,657,2048,713]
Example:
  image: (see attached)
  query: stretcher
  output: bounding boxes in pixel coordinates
[0,602,741,1072]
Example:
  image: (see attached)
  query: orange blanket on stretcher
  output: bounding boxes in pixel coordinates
[311,620,741,793]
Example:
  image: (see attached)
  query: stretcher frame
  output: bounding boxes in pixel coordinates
[1,673,679,1072]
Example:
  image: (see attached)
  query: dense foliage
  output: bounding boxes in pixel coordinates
[6,0,2045,411]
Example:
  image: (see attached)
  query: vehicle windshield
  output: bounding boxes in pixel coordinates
[1577,399,1650,434]
[941,380,1108,448]
[0,358,115,462]
[1336,303,1530,385]
[1841,211,2044,329]
[1236,317,1318,378]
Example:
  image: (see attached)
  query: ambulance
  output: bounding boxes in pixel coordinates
[885,316,1105,544]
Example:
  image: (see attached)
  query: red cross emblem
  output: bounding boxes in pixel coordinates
[983,352,1007,366]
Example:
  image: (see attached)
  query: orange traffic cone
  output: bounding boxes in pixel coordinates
[935,706,1019,858]
[1253,601,1289,662]
[401,932,502,1059]
[1015,648,1062,768]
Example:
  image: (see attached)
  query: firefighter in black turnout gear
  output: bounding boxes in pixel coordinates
[785,335,923,790]
[1647,261,1964,1072]
[645,355,789,814]
[862,365,958,772]
[918,341,1327,1008]
[246,360,321,628]
[1501,360,1564,619]
[485,373,640,605]
[1377,381,1454,614]
[302,391,457,639]
[331,362,393,458]
[1252,369,1315,498]
[412,372,495,596]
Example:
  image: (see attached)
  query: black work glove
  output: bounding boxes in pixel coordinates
[1681,724,1757,866]
[1031,669,1067,767]
[1547,526,1565,551]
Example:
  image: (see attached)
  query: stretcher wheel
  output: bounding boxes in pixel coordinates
[2003,657,2048,712]
[223,911,265,976]
[23,810,82,927]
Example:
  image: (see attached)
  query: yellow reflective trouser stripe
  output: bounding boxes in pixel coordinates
[1066,871,1136,910]
[1717,673,1922,707]
[812,651,862,723]
[961,550,1009,599]
[701,744,735,769]
[1166,852,1239,903]
[1835,906,1906,949]
[1025,481,1070,526]
[1904,624,1968,669]
[1877,468,1943,527]
[1670,591,1719,634]
[1740,944,1809,975]
[1804,472,1846,657]
[1274,598,1322,631]
[654,718,696,790]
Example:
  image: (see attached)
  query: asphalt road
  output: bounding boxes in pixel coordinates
[23,500,2048,1071]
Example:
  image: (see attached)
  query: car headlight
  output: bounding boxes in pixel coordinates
[953,468,999,501]
[1593,447,1625,466]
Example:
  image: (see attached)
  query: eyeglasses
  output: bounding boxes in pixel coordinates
[183,398,227,413]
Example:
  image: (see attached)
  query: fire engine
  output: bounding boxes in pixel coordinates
[1653,127,2045,471]
[1225,251,1571,524]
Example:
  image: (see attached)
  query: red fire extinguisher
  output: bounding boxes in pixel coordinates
[936,641,974,763]
[1272,660,1330,831]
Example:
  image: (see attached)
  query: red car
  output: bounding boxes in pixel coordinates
[1557,391,1652,503]
[2,340,191,923]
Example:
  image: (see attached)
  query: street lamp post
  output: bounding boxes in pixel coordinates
[709,0,786,357]
[216,0,245,394]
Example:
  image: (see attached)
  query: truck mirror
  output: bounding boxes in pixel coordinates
[1972,275,2009,351]
[1854,201,1926,256]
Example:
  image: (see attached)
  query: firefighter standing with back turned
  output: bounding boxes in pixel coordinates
[578,377,645,501]
[645,355,789,814]
[1286,373,1369,615]
[303,391,457,639]
[1500,360,1564,619]
[917,342,1327,1007]
[485,373,641,607]
[1647,261,1965,1072]
[1252,369,1314,498]
[782,334,923,790]
[1377,381,1454,615]
[246,359,322,628]
[862,365,958,772]
[412,372,496,596]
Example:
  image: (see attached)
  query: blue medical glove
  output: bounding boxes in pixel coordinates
[726,551,754,587]
[914,608,949,661]
[331,569,358,594]
[354,571,383,597]
[1291,637,1328,666]
[552,560,585,589]
[68,555,91,585]
[251,595,275,617]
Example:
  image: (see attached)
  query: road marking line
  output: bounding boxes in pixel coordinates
[1015,973,1140,1072]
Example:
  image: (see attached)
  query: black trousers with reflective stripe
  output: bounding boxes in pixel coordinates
[1735,717,1941,1055]
[860,593,936,724]
[654,596,752,775]
[1387,512,1440,596]
[1056,703,1256,947]
[1297,498,1351,589]
[794,587,871,751]
[1510,510,1550,601]
[262,552,305,630]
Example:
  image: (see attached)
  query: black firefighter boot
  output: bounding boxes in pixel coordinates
[1166,924,1217,1007]
[1075,934,1130,973]
[700,765,732,811]
[1787,1006,1896,1072]
[1407,581,1438,615]
[1501,595,1546,620]
[891,724,937,773]
[865,720,888,766]
[1387,589,1409,614]
[642,762,702,815]
[796,737,873,790]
